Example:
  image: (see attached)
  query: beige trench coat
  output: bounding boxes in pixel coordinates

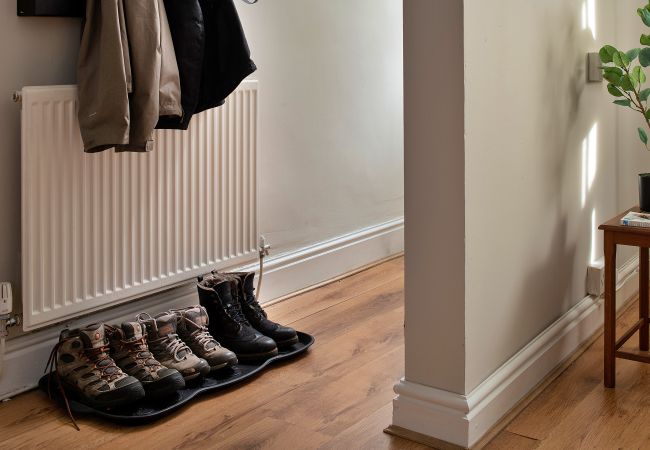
[78,0,182,153]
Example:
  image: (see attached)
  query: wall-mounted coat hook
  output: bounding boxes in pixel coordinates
[18,0,257,17]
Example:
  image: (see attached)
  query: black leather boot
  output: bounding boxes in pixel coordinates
[223,272,299,349]
[197,276,278,361]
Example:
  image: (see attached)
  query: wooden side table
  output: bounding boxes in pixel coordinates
[599,207,650,388]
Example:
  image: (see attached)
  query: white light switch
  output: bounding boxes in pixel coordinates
[0,283,12,315]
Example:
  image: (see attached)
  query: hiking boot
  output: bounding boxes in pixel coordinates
[172,306,238,371]
[51,323,145,409]
[137,313,210,381]
[198,276,278,362]
[106,322,185,398]
[223,271,299,349]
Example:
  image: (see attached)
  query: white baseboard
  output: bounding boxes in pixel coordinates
[0,218,404,399]
[392,255,640,449]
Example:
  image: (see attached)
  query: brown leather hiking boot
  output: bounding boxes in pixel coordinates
[218,271,299,349]
[172,306,238,371]
[106,322,185,398]
[50,323,145,410]
[137,312,210,381]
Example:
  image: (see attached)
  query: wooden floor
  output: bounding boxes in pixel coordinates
[7,256,647,450]
[0,256,427,450]
[486,296,650,450]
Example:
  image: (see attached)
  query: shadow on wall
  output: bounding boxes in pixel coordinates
[510,1,602,346]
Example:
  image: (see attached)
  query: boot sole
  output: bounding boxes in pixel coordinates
[235,347,279,362]
[143,372,185,399]
[182,359,211,381]
[60,378,145,410]
[275,335,299,349]
[209,357,238,372]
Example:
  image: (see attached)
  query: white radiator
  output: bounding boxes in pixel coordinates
[21,81,259,331]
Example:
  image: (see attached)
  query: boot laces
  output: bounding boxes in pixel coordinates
[152,334,191,362]
[44,341,79,431]
[123,337,162,368]
[83,345,120,380]
[226,301,251,326]
[244,290,267,319]
[187,323,221,351]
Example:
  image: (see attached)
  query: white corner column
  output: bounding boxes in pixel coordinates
[390,0,470,447]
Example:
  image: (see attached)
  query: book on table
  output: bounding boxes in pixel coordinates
[620,211,650,227]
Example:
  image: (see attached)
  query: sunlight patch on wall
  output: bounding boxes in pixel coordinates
[591,208,598,264]
[582,123,599,208]
[582,0,597,39]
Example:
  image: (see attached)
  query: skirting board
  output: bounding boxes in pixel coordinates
[0,217,403,400]
[391,255,640,449]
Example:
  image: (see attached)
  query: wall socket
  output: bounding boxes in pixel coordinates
[0,283,12,316]
[587,258,605,297]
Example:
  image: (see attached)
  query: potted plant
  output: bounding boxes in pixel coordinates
[601,3,650,211]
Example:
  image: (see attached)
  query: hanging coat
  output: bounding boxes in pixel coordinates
[157,0,206,130]
[157,0,256,130]
[78,0,183,152]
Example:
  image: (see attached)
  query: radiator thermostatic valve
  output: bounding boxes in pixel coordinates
[0,282,12,316]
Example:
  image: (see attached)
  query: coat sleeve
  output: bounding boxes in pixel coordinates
[77,0,131,153]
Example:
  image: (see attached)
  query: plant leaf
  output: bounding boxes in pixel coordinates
[641,48,650,67]
[614,99,632,107]
[608,83,624,97]
[628,48,641,62]
[639,8,650,27]
[621,74,635,91]
[634,66,647,84]
[642,34,650,46]
[645,110,650,120]
[600,45,618,63]
[613,51,624,67]
[639,128,648,146]
[603,67,623,84]
[641,88,650,101]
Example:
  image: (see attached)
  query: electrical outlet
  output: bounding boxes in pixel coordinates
[0,283,12,316]
[587,258,605,297]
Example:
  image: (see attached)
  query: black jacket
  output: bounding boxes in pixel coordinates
[158,0,256,130]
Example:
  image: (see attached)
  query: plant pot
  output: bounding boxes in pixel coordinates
[640,173,650,212]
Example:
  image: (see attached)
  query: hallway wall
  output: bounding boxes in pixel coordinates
[0,1,404,328]
[464,0,619,392]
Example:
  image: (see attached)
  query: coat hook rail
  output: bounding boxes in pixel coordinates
[18,0,257,17]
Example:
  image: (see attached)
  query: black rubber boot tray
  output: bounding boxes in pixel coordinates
[39,332,314,424]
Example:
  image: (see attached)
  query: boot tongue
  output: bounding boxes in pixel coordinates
[214,281,236,308]
[241,273,256,297]
[121,322,145,340]
[183,307,209,330]
[154,314,178,337]
[80,323,107,349]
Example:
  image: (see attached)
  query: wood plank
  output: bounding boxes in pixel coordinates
[265,256,403,325]
[496,296,650,450]
[322,403,430,450]
[505,297,642,441]
[0,258,408,450]
[483,431,539,450]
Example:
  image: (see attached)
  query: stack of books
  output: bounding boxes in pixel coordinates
[620,211,650,228]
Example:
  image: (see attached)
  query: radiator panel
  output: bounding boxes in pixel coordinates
[21,82,258,331]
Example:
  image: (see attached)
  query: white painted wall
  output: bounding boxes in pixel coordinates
[616,2,650,225]
[403,0,466,394]
[237,0,404,255]
[464,0,619,392]
[0,1,404,332]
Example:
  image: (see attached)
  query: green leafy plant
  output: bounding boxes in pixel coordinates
[601,3,650,148]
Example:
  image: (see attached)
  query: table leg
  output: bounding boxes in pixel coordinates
[641,247,649,352]
[604,231,616,388]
